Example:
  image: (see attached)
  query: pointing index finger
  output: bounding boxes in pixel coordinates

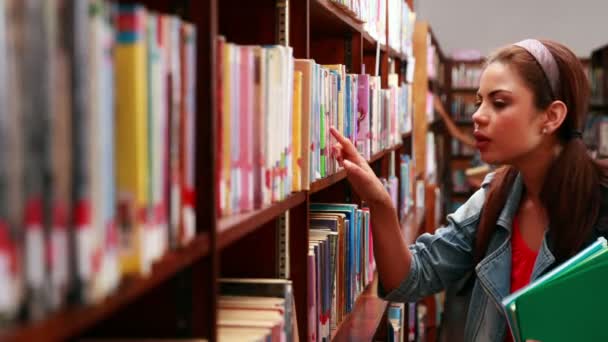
[330,127,357,155]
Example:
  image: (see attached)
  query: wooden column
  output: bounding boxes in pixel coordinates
[412,21,429,181]
[189,0,218,339]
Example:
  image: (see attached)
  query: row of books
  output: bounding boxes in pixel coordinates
[329,0,415,56]
[218,278,296,341]
[427,40,445,86]
[309,202,375,340]
[452,169,472,194]
[582,113,608,159]
[215,38,413,217]
[451,135,476,157]
[590,66,604,105]
[387,302,406,342]
[450,95,477,122]
[362,0,386,46]
[399,154,415,220]
[387,0,416,56]
[451,62,483,88]
[0,1,197,324]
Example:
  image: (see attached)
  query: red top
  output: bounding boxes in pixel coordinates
[505,216,539,342]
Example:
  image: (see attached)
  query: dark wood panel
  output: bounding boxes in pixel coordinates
[310,169,348,194]
[310,0,365,38]
[217,192,307,250]
[291,0,310,58]
[331,276,387,342]
[218,0,276,45]
[189,0,218,339]
[220,220,279,278]
[311,36,347,66]
[290,197,310,342]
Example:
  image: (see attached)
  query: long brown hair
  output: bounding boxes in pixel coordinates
[474,40,608,264]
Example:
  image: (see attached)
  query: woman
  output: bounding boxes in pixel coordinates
[330,39,608,341]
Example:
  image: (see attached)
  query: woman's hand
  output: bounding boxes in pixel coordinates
[330,127,393,209]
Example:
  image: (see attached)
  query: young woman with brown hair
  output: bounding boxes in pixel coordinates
[330,39,608,341]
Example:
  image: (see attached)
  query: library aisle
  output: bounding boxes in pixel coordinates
[3,0,605,341]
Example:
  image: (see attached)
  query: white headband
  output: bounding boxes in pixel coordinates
[513,39,560,98]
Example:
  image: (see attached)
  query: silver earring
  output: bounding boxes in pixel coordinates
[542,127,548,134]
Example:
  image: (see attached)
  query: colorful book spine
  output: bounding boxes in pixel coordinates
[180,22,197,244]
[168,17,182,247]
[115,4,149,275]
[292,71,303,192]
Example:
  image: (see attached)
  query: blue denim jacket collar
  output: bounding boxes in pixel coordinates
[474,172,557,338]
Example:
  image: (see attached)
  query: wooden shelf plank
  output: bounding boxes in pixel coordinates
[310,169,348,194]
[331,276,386,341]
[369,143,402,163]
[310,143,403,193]
[310,0,365,37]
[387,46,407,60]
[217,192,307,249]
[3,233,211,342]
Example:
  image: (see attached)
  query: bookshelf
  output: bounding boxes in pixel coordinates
[1,0,447,341]
[444,58,485,212]
[587,45,608,158]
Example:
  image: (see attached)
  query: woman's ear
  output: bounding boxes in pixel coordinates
[541,100,567,134]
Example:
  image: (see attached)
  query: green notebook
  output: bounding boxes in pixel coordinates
[502,237,608,342]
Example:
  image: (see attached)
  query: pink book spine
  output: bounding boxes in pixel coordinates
[308,252,317,342]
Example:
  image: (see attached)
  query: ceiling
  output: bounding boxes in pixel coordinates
[415,0,608,58]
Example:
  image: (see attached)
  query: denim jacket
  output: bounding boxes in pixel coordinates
[379,172,608,341]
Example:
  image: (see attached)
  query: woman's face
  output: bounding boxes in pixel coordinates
[471,62,546,165]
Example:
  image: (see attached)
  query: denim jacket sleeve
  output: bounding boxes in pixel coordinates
[378,173,494,303]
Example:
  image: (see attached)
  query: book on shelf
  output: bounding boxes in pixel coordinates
[387,302,406,342]
[309,202,375,339]
[219,278,297,342]
[450,95,477,122]
[0,0,198,324]
[216,38,413,217]
[502,237,608,342]
[452,169,471,194]
[451,62,482,88]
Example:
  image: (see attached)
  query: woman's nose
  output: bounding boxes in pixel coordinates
[472,107,488,127]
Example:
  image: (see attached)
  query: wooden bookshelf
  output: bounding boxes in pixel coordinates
[331,207,426,341]
[310,0,367,38]
[0,1,448,341]
[369,143,404,163]
[331,276,387,341]
[4,233,211,341]
[216,192,307,250]
[310,169,348,194]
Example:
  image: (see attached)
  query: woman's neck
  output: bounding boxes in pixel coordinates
[514,140,563,200]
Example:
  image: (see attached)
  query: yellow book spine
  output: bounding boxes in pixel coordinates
[292,71,302,192]
[115,7,148,275]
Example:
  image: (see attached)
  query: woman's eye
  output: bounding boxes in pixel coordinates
[474,101,482,108]
[493,101,507,109]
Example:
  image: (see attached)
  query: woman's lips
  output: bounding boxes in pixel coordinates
[474,131,491,150]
